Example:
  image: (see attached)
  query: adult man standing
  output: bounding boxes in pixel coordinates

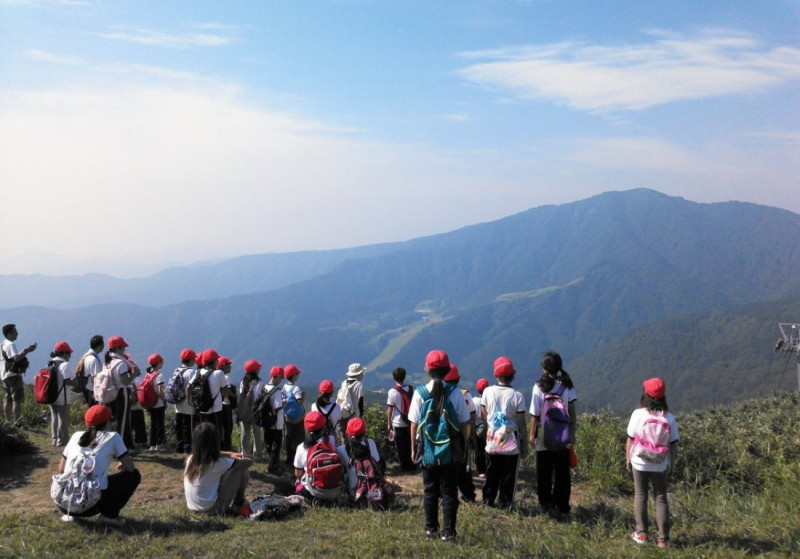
[1,324,37,423]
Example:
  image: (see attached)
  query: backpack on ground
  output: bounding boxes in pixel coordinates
[93,364,119,404]
[188,369,215,413]
[70,355,89,394]
[631,410,672,464]
[336,380,357,420]
[165,367,187,405]
[305,440,346,499]
[34,361,62,405]
[137,371,159,409]
[393,384,414,425]
[540,385,572,451]
[416,384,464,467]
[349,441,393,509]
[50,445,102,514]
[485,411,519,455]
[257,386,281,428]
[283,389,304,424]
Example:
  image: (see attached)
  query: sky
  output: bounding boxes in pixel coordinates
[1,0,798,277]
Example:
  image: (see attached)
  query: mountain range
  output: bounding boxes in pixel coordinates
[2,188,798,412]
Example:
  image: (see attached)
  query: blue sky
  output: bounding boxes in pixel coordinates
[1,1,798,276]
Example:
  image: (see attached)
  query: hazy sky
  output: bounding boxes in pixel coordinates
[1,1,798,277]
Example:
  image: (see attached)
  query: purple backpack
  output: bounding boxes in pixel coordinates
[541,385,571,451]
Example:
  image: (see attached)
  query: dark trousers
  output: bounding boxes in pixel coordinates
[536,449,571,513]
[63,469,141,519]
[457,451,476,501]
[221,404,233,451]
[175,412,193,453]
[146,406,167,447]
[421,462,460,536]
[263,427,282,469]
[393,425,416,472]
[130,409,147,445]
[482,452,519,507]
[284,421,304,465]
[474,434,487,475]
[110,389,133,449]
[199,410,223,439]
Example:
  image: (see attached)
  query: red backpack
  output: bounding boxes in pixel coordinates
[394,384,414,424]
[137,371,159,409]
[34,361,61,404]
[305,440,345,499]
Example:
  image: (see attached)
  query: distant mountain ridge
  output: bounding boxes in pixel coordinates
[3,189,798,411]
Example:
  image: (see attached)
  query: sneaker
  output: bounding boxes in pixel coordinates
[657,538,671,549]
[99,515,126,527]
[441,533,457,543]
[425,530,439,540]
[631,531,647,545]
[61,514,74,522]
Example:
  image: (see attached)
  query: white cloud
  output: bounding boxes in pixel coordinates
[100,25,233,48]
[458,30,800,112]
[26,49,83,65]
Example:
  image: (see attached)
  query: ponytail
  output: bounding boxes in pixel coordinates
[539,350,575,390]
[78,425,99,447]
[427,366,449,422]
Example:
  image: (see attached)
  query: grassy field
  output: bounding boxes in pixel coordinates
[0,392,798,558]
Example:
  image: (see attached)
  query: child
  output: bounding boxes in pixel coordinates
[282,364,305,466]
[184,422,252,516]
[238,359,265,460]
[172,348,197,454]
[48,341,75,447]
[217,356,235,452]
[293,410,348,503]
[386,367,416,472]
[145,353,167,452]
[444,363,477,503]
[409,350,470,542]
[344,417,393,509]
[481,357,527,510]
[262,366,285,474]
[311,380,341,445]
[473,378,489,477]
[626,378,680,548]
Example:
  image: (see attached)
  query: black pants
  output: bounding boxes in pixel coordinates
[63,469,141,519]
[482,452,519,507]
[263,427,282,469]
[110,389,133,449]
[421,462,461,537]
[175,412,193,453]
[284,421,304,465]
[393,425,416,472]
[130,409,147,445]
[199,410,223,439]
[221,404,233,451]
[474,434,487,475]
[536,449,571,513]
[147,406,167,447]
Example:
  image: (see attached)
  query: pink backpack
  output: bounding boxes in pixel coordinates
[631,410,671,464]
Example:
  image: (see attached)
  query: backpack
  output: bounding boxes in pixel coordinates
[393,384,413,425]
[540,384,572,451]
[137,371,159,409]
[283,389,304,424]
[416,384,464,467]
[188,369,215,413]
[336,380,357,420]
[349,438,392,509]
[319,403,337,440]
[237,378,259,422]
[70,355,89,394]
[165,367,188,405]
[50,444,103,514]
[34,361,62,404]
[631,410,672,464]
[257,386,281,428]
[93,364,119,404]
[305,440,346,499]
[485,411,519,455]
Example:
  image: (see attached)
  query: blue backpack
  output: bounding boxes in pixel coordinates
[416,384,464,467]
[283,389,304,424]
[165,367,188,405]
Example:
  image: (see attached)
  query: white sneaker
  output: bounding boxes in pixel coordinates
[61,514,74,522]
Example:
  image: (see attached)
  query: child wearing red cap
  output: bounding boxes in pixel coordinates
[48,341,75,447]
[473,378,489,477]
[217,356,235,452]
[238,360,265,461]
[344,417,393,509]
[103,337,140,449]
[57,404,141,525]
[292,410,348,503]
[626,377,680,548]
[311,379,341,446]
[262,366,285,475]
[144,353,167,452]
[282,364,305,467]
[172,349,198,454]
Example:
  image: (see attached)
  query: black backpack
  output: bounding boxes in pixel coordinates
[256,386,281,428]
[189,370,215,413]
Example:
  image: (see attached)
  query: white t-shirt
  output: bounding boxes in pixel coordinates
[183,455,235,512]
[407,380,471,425]
[386,384,413,428]
[529,381,578,452]
[311,400,341,428]
[293,438,350,492]
[52,357,75,406]
[62,430,129,490]
[1,339,19,380]
[262,383,284,430]
[82,351,102,391]
[482,384,527,431]
[175,366,197,415]
[461,388,477,415]
[626,407,680,473]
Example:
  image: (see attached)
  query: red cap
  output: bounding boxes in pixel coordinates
[269,365,284,378]
[201,349,219,366]
[425,350,450,370]
[180,348,196,362]
[476,378,489,393]
[346,417,366,437]
[217,356,232,368]
[304,410,326,431]
[108,336,129,350]
[493,356,515,378]
[319,380,335,394]
[444,363,460,382]
[643,378,666,399]
[284,364,301,378]
[85,404,113,426]
[148,353,164,366]
[195,353,205,367]
[244,359,262,374]
[54,341,73,353]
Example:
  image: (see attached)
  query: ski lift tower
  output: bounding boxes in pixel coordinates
[775,323,800,391]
